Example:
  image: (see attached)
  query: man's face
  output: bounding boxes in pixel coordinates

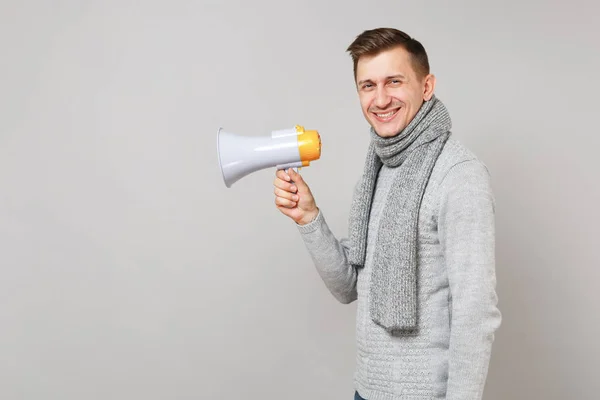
[355,46,435,138]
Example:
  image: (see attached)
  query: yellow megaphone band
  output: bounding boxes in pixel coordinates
[295,125,321,166]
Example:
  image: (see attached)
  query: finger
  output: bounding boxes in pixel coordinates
[289,168,302,182]
[276,169,291,182]
[273,177,297,193]
[274,187,299,202]
[275,195,297,208]
[288,168,308,192]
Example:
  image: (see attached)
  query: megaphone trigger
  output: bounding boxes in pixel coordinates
[217,124,321,188]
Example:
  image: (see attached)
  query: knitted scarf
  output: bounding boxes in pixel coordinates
[347,95,452,332]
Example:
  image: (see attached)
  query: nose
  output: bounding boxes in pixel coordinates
[374,86,391,109]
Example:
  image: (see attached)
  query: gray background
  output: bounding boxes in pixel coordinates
[1,0,598,399]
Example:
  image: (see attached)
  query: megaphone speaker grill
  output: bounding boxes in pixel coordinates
[217,125,321,187]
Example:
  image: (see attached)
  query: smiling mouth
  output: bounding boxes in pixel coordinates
[372,108,400,121]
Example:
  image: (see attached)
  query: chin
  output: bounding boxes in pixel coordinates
[374,127,398,137]
[371,121,407,138]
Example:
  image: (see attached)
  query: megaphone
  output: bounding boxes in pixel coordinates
[217,125,321,188]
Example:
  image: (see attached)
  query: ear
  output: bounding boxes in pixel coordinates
[422,74,436,101]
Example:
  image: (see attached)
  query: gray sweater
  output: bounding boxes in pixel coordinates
[297,138,502,399]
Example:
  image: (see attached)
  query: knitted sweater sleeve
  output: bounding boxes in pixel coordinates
[296,209,358,304]
[438,159,502,400]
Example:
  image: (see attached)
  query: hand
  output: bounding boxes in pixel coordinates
[273,168,319,225]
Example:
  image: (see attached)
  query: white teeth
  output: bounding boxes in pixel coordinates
[376,110,397,118]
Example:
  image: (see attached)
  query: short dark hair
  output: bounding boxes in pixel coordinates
[346,28,430,81]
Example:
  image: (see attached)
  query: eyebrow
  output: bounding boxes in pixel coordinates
[358,74,406,85]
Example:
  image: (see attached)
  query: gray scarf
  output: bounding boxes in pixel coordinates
[347,95,452,332]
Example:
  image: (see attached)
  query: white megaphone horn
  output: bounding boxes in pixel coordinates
[217,125,322,188]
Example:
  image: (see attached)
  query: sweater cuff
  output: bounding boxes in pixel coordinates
[296,209,324,234]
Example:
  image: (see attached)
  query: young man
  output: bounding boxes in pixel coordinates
[273,28,501,400]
